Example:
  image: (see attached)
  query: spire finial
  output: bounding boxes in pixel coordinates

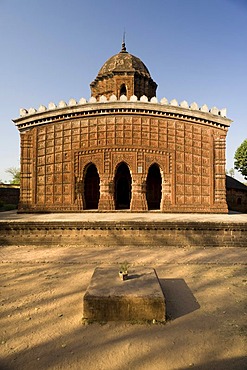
[121,30,127,52]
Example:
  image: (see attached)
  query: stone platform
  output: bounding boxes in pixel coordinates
[83,267,166,322]
[0,211,247,247]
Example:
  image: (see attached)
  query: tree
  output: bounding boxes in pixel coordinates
[234,139,247,180]
[5,167,20,185]
[226,168,235,177]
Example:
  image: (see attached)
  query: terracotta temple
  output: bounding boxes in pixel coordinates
[13,41,232,213]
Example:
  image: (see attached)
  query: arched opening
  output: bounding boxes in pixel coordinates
[237,197,242,205]
[120,84,127,97]
[146,163,162,210]
[83,163,100,209]
[114,162,131,210]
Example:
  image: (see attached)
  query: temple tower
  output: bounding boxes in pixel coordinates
[90,41,157,100]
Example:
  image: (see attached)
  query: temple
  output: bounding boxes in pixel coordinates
[13,42,231,213]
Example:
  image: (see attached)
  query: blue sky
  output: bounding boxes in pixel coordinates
[0,0,246,182]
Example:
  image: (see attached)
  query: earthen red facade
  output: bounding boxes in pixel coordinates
[90,42,157,100]
[14,45,231,213]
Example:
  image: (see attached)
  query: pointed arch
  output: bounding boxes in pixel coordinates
[114,162,132,210]
[83,163,100,209]
[146,163,162,210]
[119,84,127,97]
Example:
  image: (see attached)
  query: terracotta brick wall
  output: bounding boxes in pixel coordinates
[0,221,246,247]
[18,107,228,213]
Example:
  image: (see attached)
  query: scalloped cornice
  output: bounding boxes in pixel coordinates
[14,96,231,131]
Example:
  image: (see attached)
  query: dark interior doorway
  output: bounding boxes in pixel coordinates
[146,163,162,210]
[114,162,131,209]
[84,163,100,209]
[120,84,127,97]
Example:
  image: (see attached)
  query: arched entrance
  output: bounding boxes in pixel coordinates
[114,162,132,210]
[83,163,100,209]
[119,84,127,97]
[146,163,162,210]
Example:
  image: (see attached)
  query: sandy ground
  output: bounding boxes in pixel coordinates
[0,243,247,370]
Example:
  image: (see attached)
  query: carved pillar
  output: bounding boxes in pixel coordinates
[214,136,228,212]
[160,177,172,211]
[19,132,33,210]
[98,176,115,210]
[130,174,148,211]
[75,178,83,210]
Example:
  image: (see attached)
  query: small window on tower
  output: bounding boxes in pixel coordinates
[120,84,127,97]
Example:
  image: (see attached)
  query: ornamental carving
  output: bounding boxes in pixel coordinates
[14,45,230,213]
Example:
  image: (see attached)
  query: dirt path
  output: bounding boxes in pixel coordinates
[0,245,246,370]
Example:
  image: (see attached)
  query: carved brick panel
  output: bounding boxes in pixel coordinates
[18,108,229,212]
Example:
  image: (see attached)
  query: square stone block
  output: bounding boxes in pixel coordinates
[83,267,166,322]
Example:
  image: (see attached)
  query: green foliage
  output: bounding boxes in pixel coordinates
[234,139,247,180]
[226,168,235,177]
[119,261,130,273]
[5,167,20,185]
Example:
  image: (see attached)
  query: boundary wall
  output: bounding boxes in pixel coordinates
[1,220,246,247]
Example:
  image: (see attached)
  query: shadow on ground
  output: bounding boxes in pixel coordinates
[180,356,247,370]
[159,278,200,320]
[0,246,246,370]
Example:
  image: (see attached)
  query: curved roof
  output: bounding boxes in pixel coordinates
[97,42,151,78]
[226,175,247,191]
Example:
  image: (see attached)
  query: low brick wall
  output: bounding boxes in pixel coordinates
[0,186,20,205]
[0,221,246,247]
[227,189,247,213]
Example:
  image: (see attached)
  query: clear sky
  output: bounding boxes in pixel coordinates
[0,0,246,182]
